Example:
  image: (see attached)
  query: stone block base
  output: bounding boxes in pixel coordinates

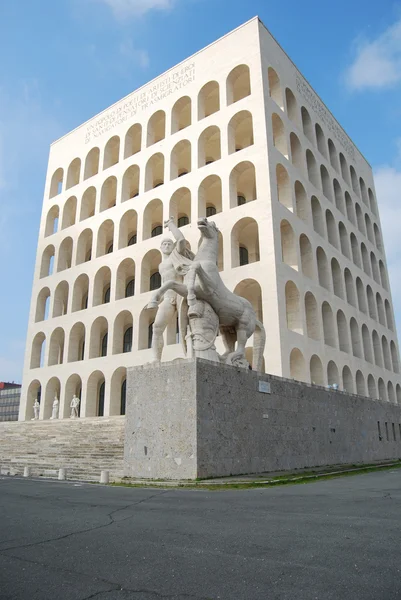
[124,358,401,480]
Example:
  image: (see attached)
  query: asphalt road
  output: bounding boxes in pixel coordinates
[0,471,400,600]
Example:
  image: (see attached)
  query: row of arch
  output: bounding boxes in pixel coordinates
[44,159,257,238]
[49,64,252,197]
[267,66,378,216]
[36,217,260,322]
[280,220,390,297]
[276,164,383,253]
[26,368,127,419]
[285,282,399,373]
[289,349,401,403]
[31,277,264,369]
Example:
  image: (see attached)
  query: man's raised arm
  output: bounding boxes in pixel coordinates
[164,217,186,252]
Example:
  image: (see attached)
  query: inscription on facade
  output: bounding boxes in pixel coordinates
[85,62,196,144]
[296,75,356,162]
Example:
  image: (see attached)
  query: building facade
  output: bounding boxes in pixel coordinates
[19,17,401,421]
[0,383,22,421]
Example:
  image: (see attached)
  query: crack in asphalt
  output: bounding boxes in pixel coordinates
[0,490,169,553]
[0,550,213,600]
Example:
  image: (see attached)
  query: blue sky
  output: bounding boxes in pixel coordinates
[1,0,401,382]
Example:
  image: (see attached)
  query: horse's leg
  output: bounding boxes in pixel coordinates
[147,281,187,308]
[185,262,217,306]
[184,264,198,306]
[220,327,236,359]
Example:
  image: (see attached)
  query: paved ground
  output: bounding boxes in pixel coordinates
[0,471,400,600]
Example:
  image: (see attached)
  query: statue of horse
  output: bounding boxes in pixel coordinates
[148,218,266,371]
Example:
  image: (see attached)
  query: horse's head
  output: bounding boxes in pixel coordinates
[197,217,219,240]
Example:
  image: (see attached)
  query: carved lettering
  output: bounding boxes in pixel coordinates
[296,75,356,162]
[85,62,196,144]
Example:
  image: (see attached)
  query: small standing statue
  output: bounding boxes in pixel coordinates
[50,396,59,420]
[32,398,40,420]
[70,394,80,419]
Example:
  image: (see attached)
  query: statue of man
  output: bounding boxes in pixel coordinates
[32,398,40,420]
[147,217,194,362]
[70,394,80,418]
[50,396,59,420]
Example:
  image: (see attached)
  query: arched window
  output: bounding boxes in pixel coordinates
[239,246,249,266]
[295,181,308,221]
[98,381,105,417]
[226,64,251,104]
[317,247,330,290]
[333,179,345,214]
[125,279,135,298]
[280,220,297,270]
[178,216,189,228]
[124,124,141,158]
[84,148,100,180]
[305,292,319,340]
[321,166,332,201]
[300,234,313,278]
[268,67,283,109]
[206,205,216,217]
[285,89,298,124]
[66,158,81,189]
[171,96,191,133]
[328,139,339,171]
[148,322,154,349]
[301,107,314,143]
[151,225,162,237]
[49,168,63,198]
[310,355,324,386]
[123,327,133,353]
[101,333,108,357]
[315,124,327,157]
[147,111,165,146]
[271,113,288,157]
[344,268,356,307]
[103,136,120,169]
[150,272,161,291]
[289,348,306,381]
[343,366,354,394]
[290,133,303,171]
[339,153,350,185]
[198,126,221,167]
[104,286,110,304]
[306,150,319,188]
[237,195,246,206]
[322,302,336,347]
[326,210,338,248]
[198,81,220,119]
[128,234,137,246]
[120,379,127,416]
[337,310,349,352]
[285,281,302,333]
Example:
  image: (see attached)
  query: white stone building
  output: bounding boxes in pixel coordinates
[19,17,401,421]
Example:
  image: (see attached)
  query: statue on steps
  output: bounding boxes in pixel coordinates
[146,217,194,363]
[50,396,59,420]
[70,395,80,419]
[32,398,40,420]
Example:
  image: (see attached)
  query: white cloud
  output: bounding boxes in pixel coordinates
[374,165,401,333]
[346,19,401,90]
[92,0,175,17]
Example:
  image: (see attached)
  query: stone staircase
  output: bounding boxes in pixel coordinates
[0,417,125,482]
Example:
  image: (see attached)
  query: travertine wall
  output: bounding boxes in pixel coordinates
[125,359,401,480]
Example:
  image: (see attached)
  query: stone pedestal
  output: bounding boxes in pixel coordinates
[124,358,401,480]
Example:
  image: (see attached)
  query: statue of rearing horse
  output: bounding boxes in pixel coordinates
[147,217,266,371]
